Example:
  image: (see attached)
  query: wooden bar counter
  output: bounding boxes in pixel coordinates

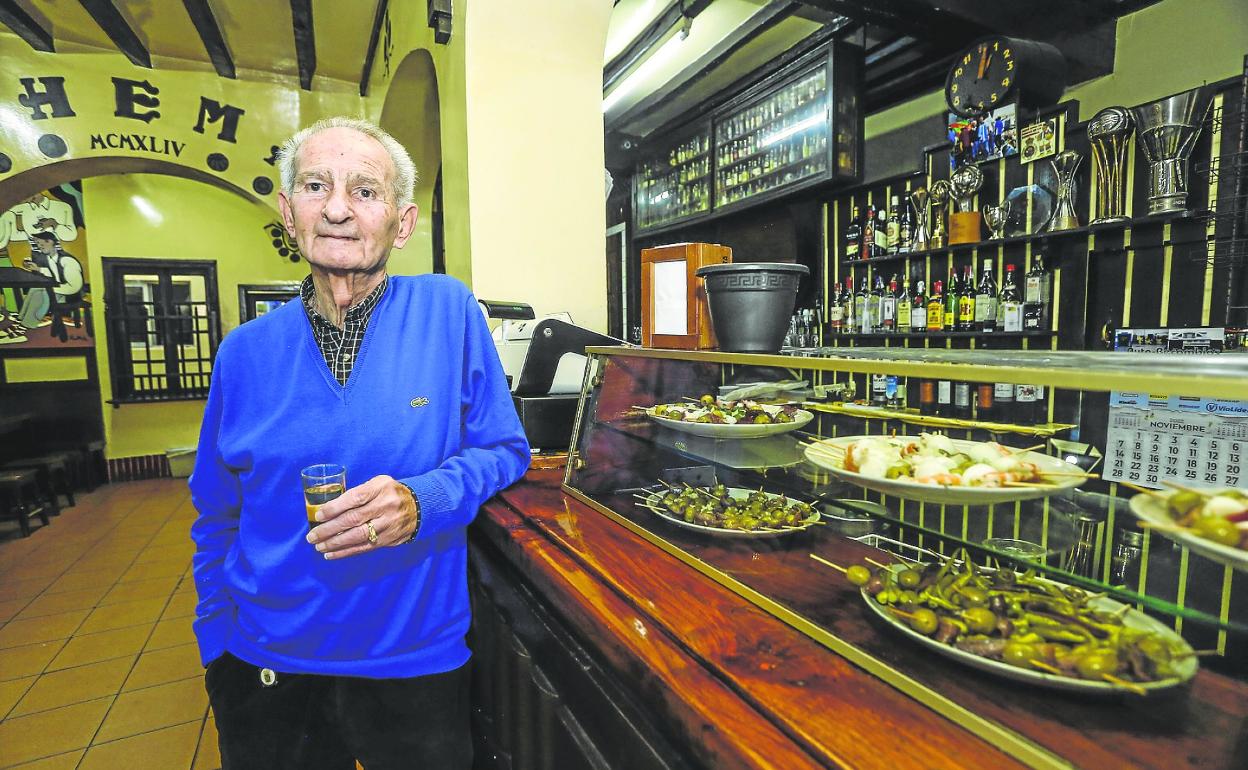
[467,469,1248,770]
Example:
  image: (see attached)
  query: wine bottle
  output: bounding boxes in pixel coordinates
[999,264,1023,332]
[1015,383,1038,424]
[910,280,926,332]
[869,273,886,333]
[856,276,871,334]
[975,261,998,333]
[957,266,975,332]
[841,277,856,335]
[1024,254,1052,330]
[976,383,995,421]
[863,206,878,259]
[927,280,944,332]
[876,204,891,255]
[828,281,845,335]
[882,275,898,333]
[898,195,913,254]
[936,379,953,417]
[872,373,888,406]
[919,379,936,415]
[900,280,916,332]
[845,206,862,261]
[994,383,1014,422]
[944,270,959,332]
[886,195,901,255]
[953,382,972,419]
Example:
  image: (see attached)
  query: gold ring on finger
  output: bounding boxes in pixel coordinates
[364,520,379,545]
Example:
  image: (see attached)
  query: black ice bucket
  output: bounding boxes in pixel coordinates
[695,262,809,353]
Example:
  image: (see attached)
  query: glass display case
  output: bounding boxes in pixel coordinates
[714,64,831,209]
[633,124,712,231]
[632,42,862,235]
[563,345,1248,769]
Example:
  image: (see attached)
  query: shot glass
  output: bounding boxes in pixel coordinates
[983,537,1046,564]
[301,463,346,531]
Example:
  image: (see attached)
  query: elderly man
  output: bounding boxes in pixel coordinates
[189,116,530,770]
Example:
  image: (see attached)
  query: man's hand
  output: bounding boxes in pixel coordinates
[36,218,58,231]
[306,475,419,559]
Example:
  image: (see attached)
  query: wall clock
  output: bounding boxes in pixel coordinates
[945,36,1066,118]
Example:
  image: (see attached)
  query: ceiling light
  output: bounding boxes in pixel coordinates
[602,32,685,113]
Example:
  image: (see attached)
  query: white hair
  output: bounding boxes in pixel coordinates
[278,116,418,206]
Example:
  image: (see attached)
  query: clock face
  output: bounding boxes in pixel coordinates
[946,37,1017,117]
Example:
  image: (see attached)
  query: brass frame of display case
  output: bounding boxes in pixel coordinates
[582,346,1248,400]
[563,345,1248,770]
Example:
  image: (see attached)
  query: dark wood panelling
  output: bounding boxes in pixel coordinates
[181,0,235,79]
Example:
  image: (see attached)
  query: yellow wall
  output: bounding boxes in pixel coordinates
[865,0,1248,138]
[83,174,306,457]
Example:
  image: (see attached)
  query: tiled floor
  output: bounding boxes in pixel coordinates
[0,479,219,769]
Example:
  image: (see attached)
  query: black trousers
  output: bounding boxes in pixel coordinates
[205,652,472,770]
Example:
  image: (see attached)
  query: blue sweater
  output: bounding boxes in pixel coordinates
[189,275,530,677]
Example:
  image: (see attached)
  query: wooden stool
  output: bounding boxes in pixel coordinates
[4,453,75,510]
[81,440,108,490]
[0,469,51,537]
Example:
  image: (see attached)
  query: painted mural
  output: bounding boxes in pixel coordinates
[0,183,93,349]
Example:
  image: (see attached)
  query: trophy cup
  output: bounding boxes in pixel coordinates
[1087,106,1134,224]
[947,164,983,244]
[928,180,951,250]
[1047,150,1083,231]
[1131,85,1216,215]
[983,201,1011,240]
[909,187,930,251]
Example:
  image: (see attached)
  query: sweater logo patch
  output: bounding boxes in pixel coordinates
[410,397,430,408]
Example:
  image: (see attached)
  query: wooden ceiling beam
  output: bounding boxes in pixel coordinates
[289,0,316,91]
[359,0,388,96]
[0,0,53,52]
[78,0,150,68]
[181,0,235,79]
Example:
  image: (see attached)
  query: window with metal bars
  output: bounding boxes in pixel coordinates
[102,258,221,403]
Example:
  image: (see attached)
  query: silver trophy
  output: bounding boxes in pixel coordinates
[1047,150,1083,231]
[928,180,951,249]
[949,164,984,213]
[909,187,930,251]
[983,201,1011,239]
[1087,106,1134,224]
[1131,85,1216,215]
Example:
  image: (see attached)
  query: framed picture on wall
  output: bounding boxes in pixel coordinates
[238,283,302,323]
[947,102,1018,168]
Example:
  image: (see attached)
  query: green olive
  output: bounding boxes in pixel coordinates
[1075,652,1120,680]
[959,586,990,607]
[1168,490,1206,518]
[909,608,939,636]
[699,394,715,406]
[962,607,998,635]
[897,569,922,589]
[1191,515,1242,547]
[896,590,919,607]
[1002,641,1036,668]
[846,565,872,586]
[753,414,772,424]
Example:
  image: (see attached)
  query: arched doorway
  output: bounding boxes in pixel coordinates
[379,49,443,277]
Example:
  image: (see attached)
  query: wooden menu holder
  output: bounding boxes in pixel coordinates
[641,242,732,350]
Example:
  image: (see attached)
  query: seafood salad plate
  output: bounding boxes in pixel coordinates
[804,433,1087,505]
[645,396,813,439]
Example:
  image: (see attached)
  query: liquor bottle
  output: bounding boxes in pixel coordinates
[842,277,857,335]
[882,275,898,333]
[944,270,959,331]
[869,273,887,332]
[994,383,1015,422]
[845,206,862,261]
[919,379,936,415]
[999,264,1023,332]
[974,261,998,333]
[876,204,891,255]
[926,280,944,332]
[1024,254,1052,330]
[871,373,888,406]
[957,266,975,331]
[863,206,878,259]
[976,383,995,421]
[898,195,913,254]
[1015,383,1038,424]
[886,375,902,409]
[897,279,913,332]
[936,379,953,416]
[910,280,927,332]
[953,382,973,419]
[828,282,845,335]
[853,278,873,334]
[886,195,901,255]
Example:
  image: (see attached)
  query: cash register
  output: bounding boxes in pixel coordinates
[479,300,623,452]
